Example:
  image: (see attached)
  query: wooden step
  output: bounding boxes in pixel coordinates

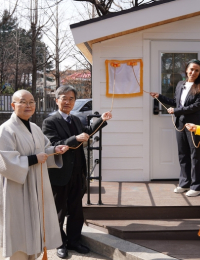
[86,219,200,240]
[83,206,200,220]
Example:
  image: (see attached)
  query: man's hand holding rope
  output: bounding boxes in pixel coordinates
[75,111,112,144]
[102,111,112,121]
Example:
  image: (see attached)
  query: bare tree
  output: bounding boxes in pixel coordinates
[29,0,54,121]
[43,0,74,89]
[73,0,161,16]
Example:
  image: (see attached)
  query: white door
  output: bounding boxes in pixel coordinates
[150,41,200,179]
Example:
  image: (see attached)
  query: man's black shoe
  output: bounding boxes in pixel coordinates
[57,245,68,259]
[67,243,90,254]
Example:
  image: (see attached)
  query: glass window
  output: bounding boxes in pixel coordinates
[161,53,198,114]
[81,101,92,111]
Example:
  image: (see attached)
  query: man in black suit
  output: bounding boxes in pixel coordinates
[42,86,112,258]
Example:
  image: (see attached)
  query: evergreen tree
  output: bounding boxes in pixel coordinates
[0,10,52,93]
[0,10,17,88]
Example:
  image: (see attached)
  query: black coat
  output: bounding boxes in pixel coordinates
[158,80,200,125]
[42,112,107,186]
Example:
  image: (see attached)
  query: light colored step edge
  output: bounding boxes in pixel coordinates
[81,225,179,260]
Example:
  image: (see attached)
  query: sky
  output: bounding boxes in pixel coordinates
[0,0,151,70]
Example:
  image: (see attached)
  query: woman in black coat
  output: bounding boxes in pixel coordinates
[150,59,200,197]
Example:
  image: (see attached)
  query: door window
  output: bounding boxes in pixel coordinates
[161,53,198,114]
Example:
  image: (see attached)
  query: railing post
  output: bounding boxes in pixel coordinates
[86,112,103,205]
[98,127,103,205]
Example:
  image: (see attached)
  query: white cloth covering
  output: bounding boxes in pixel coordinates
[0,113,62,258]
[108,62,141,95]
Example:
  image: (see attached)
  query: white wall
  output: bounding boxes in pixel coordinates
[92,15,200,181]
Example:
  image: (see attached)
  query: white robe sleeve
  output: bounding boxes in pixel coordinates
[44,135,63,169]
[0,152,28,184]
[0,131,28,184]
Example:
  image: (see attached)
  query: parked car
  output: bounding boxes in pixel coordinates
[48,98,92,126]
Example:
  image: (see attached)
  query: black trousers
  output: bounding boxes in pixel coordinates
[52,170,84,247]
[176,119,200,191]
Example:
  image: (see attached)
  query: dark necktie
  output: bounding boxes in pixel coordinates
[66,115,71,124]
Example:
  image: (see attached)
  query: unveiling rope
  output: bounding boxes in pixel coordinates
[68,69,115,150]
[130,65,198,147]
[144,89,199,146]
[40,162,47,260]
[40,152,60,260]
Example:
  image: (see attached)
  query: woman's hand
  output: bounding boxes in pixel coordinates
[167,107,174,114]
[185,123,197,132]
[36,152,48,164]
[101,111,112,121]
[55,145,69,154]
[150,92,159,98]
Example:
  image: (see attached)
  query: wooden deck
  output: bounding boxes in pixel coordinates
[82,181,200,260]
[83,181,200,207]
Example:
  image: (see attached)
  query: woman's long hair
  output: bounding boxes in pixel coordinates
[185,59,200,95]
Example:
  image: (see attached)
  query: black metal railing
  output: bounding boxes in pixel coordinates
[86,112,103,205]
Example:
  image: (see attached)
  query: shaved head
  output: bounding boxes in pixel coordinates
[11,90,35,120]
[12,90,33,102]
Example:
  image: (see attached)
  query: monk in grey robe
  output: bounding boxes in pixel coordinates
[0,90,69,260]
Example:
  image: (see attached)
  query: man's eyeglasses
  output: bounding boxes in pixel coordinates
[58,97,75,103]
[13,101,36,107]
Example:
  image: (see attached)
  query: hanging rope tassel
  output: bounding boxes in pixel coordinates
[110,62,120,112]
[41,163,48,260]
[42,246,48,260]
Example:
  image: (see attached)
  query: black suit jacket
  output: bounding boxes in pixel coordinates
[42,112,107,186]
[158,80,200,125]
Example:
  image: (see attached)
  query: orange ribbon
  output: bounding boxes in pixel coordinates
[110,63,120,68]
[127,61,137,66]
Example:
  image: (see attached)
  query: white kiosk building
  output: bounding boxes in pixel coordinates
[70,0,200,182]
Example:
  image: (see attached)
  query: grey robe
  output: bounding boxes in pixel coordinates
[0,113,62,257]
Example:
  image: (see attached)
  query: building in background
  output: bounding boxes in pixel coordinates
[61,70,91,99]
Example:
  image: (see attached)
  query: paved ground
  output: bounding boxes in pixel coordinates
[38,249,109,260]
[0,248,109,260]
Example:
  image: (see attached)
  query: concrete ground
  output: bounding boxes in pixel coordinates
[0,248,109,260]
[38,248,110,260]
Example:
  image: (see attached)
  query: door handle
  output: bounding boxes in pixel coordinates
[153,99,165,114]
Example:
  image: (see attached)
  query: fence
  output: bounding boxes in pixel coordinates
[0,94,57,127]
[0,94,57,114]
[0,95,12,111]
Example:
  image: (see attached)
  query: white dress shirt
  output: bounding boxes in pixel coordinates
[58,110,70,120]
[180,82,194,106]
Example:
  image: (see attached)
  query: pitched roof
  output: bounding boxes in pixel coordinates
[70,0,200,63]
[70,0,175,29]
